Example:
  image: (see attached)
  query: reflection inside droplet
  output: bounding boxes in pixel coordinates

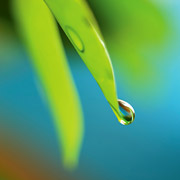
[118,99,135,125]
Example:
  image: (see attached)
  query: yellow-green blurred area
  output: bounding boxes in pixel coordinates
[0,0,180,180]
[88,0,172,97]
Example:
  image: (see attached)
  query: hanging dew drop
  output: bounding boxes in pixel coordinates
[118,99,135,125]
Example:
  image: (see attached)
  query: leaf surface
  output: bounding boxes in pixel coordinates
[44,0,130,124]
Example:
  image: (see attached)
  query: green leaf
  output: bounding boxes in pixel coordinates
[12,0,84,168]
[44,0,133,125]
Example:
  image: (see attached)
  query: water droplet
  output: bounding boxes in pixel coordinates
[118,99,135,125]
[65,26,85,52]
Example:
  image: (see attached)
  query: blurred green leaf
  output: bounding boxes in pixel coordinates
[12,0,84,168]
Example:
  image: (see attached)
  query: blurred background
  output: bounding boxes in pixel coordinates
[0,0,180,179]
